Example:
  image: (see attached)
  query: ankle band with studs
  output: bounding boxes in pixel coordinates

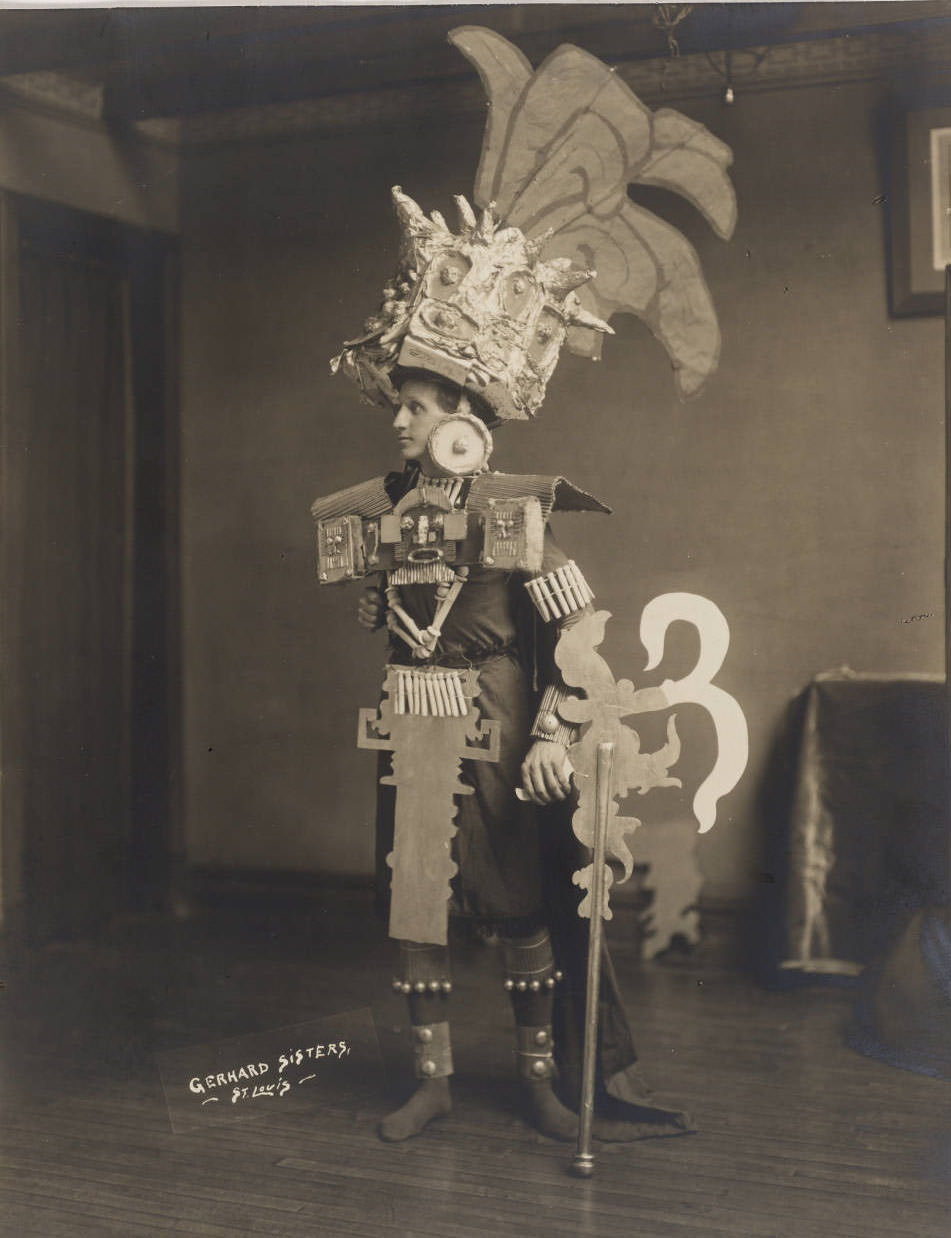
[413,1021,453,1080]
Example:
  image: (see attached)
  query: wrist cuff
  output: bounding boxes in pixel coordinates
[530,683,579,746]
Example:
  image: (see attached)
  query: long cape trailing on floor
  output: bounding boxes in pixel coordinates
[374,774,693,1139]
[538,797,694,1137]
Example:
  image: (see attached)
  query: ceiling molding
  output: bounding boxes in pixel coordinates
[3,22,950,150]
[621,23,951,101]
[159,23,951,149]
[0,70,103,122]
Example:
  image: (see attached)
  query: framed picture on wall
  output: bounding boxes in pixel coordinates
[889,105,951,315]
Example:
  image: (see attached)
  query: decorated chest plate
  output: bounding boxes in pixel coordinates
[315,485,544,583]
[380,487,468,571]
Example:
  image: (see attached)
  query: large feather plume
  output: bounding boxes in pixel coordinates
[449,27,737,397]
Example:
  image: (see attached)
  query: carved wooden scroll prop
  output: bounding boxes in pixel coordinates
[358,665,500,946]
[555,592,749,921]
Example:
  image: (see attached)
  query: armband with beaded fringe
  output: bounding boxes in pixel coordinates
[524,560,593,623]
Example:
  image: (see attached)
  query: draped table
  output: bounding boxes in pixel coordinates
[781,670,949,976]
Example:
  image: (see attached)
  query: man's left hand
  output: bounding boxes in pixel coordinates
[520,740,571,806]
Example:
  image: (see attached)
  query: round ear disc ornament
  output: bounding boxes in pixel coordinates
[427,414,493,476]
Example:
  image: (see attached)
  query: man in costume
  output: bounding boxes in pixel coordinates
[352,366,613,1142]
[312,26,742,1144]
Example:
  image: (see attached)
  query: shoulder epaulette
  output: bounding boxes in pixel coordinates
[310,476,392,524]
[466,473,611,520]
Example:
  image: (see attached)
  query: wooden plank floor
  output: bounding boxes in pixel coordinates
[1,891,948,1238]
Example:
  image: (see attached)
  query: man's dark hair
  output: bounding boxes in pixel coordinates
[430,379,462,417]
[393,367,496,429]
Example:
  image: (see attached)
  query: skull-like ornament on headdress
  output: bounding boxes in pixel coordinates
[332,188,612,424]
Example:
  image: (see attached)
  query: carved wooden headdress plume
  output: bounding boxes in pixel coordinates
[332,26,737,422]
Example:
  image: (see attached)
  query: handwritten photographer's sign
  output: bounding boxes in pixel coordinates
[157,1008,383,1132]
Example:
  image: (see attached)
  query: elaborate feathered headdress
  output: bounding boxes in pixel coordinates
[332,26,737,421]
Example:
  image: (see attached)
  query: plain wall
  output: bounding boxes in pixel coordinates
[181,79,944,900]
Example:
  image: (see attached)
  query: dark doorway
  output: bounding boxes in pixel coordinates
[0,193,180,943]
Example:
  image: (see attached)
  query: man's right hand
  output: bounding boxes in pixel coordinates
[357,586,385,631]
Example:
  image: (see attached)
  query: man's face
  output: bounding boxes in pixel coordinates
[392,378,451,463]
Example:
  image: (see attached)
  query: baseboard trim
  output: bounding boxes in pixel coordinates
[184,865,375,910]
[183,864,755,963]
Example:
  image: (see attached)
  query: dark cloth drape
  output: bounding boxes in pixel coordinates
[776,671,951,1078]
[17,242,132,939]
[781,671,948,975]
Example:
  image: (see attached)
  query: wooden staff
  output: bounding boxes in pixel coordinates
[570,739,614,1178]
